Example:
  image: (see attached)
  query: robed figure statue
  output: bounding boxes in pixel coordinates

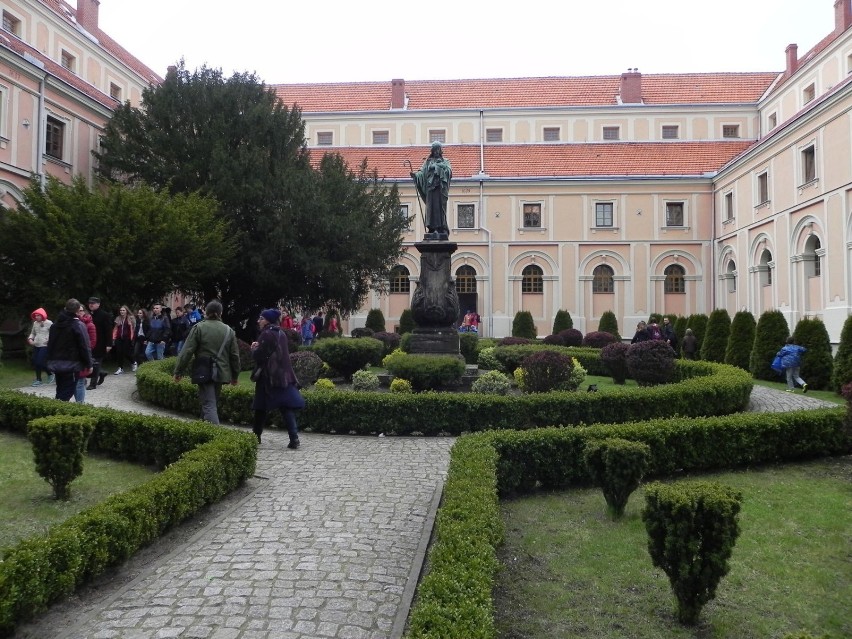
[410,142,452,240]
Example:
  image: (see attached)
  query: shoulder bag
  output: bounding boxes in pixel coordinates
[191,328,232,384]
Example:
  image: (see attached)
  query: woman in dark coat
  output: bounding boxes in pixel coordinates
[251,308,302,447]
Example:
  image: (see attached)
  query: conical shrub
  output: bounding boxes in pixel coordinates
[398,308,415,335]
[552,309,573,334]
[673,315,688,357]
[700,309,731,363]
[598,310,621,341]
[365,308,386,333]
[512,310,537,339]
[832,314,852,392]
[685,314,708,359]
[749,309,789,380]
[725,311,756,370]
[792,317,833,390]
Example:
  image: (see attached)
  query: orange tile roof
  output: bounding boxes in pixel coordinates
[308,142,755,180]
[275,73,779,113]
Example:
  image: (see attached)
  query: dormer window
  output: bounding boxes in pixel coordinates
[2,11,20,36]
[61,50,76,73]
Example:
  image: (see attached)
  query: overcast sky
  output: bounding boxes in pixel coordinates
[98,1,833,84]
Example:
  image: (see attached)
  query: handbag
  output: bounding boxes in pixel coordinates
[282,383,305,410]
[47,359,83,374]
[770,353,784,374]
[190,329,232,384]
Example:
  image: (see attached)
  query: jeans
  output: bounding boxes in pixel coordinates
[54,372,77,401]
[785,366,806,389]
[253,408,299,443]
[145,341,166,361]
[75,377,87,403]
[174,340,185,355]
[197,382,223,424]
[32,346,48,380]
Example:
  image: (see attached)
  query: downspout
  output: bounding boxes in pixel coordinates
[710,181,716,312]
[479,179,492,337]
[479,109,485,173]
[37,74,46,190]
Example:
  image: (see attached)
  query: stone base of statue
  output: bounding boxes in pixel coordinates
[409,240,460,356]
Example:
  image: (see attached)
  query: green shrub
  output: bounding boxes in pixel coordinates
[372,331,402,362]
[459,332,479,364]
[648,313,663,325]
[750,309,790,380]
[316,329,339,340]
[384,354,465,391]
[290,350,324,385]
[725,311,756,370]
[685,314,708,357]
[600,341,630,384]
[542,334,563,345]
[27,415,95,500]
[520,350,574,393]
[552,309,573,334]
[400,332,412,353]
[584,438,650,519]
[567,357,587,391]
[793,317,834,390]
[312,337,384,381]
[499,336,532,346]
[471,370,511,395]
[352,369,380,392]
[382,348,406,369]
[673,315,688,357]
[511,311,537,339]
[365,308,386,333]
[313,378,335,390]
[642,481,743,625]
[700,309,731,363]
[558,328,583,347]
[351,327,375,338]
[390,378,413,393]
[513,367,525,391]
[398,308,415,335]
[832,314,852,392]
[477,347,500,370]
[598,310,621,341]
[627,340,675,386]
[582,331,618,349]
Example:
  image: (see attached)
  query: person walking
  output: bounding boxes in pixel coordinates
[171,306,190,355]
[681,328,698,360]
[86,296,113,389]
[631,321,651,344]
[45,298,93,402]
[75,310,98,402]
[301,315,315,347]
[132,308,148,372]
[27,307,53,386]
[777,337,808,393]
[112,305,135,375]
[661,316,678,350]
[145,303,171,361]
[172,300,240,424]
[251,308,303,447]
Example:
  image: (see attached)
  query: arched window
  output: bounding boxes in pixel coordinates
[759,249,773,286]
[455,265,477,293]
[389,265,410,294]
[726,259,736,293]
[664,264,686,294]
[804,235,821,277]
[592,264,614,293]
[521,265,543,293]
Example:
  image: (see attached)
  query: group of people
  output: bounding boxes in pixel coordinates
[282,309,338,347]
[631,317,681,351]
[458,310,481,333]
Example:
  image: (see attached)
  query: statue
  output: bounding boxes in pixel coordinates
[410,142,452,240]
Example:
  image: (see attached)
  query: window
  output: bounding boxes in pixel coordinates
[602,126,620,141]
[523,203,542,228]
[109,83,122,101]
[485,128,503,143]
[372,130,389,145]
[768,112,777,129]
[399,204,411,230]
[661,125,679,139]
[45,116,65,160]
[389,266,410,293]
[595,202,613,227]
[664,264,686,294]
[801,144,816,183]
[457,204,475,229]
[316,131,333,146]
[757,172,769,204]
[804,235,821,277]
[722,124,740,138]
[521,265,543,293]
[455,265,477,293]
[60,50,75,73]
[543,127,560,142]
[726,260,737,293]
[428,129,446,143]
[592,265,614,293]
[803,83,815,104]
[759,249,773,286]
[2,11,20,36]
[724,192,734,221]
[665,202,684,227]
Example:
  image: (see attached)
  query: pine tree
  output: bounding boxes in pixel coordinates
[512,311,537,339]
[700,309,731,363]
[749,309,790,380]
[365,308,387,333]
[598,310,621,341]
[398,308,415,335]
[685,314,709,359]
[832,314,852,392]
[792,317,833,390]
[552,309,573,334]
[725,311,756,371]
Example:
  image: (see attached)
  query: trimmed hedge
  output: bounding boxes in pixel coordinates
[0,390,256,635]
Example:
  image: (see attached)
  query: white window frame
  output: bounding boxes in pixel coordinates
[316,131,333,146]
[109,83,122,101]
[428,129,446,143]
[372,130,389,145]
[399,204,412,231]
[60,49,76,73]
[661,124,679,140]
[455,202,477,229]
[767,112,777,130]
[45,114,67,162]
[799,141,817,185]
[520,201,544,229]
[542,126,560,142]
[802,82,816,105]
[756,170,770,206]
[485,128,503,143]
[2,10,21,36]
[664,200,686,227]
[593,200,616,228]
[724,191,734,222]
[602,126,620,141]
[722,124,740,139]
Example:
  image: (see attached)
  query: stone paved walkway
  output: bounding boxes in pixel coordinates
[11,373,837,638]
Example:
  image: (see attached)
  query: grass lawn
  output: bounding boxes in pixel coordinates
[0,430,156,551]
[0,357,42,390]
[494,456,852,639]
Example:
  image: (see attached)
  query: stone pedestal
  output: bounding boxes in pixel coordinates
[409,241,460,356]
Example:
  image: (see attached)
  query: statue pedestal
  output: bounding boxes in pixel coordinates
[409,241,460,356]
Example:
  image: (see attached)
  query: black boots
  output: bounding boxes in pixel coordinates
[287,439,300,450]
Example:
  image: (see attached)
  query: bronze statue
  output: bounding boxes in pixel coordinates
[410,142,452,240]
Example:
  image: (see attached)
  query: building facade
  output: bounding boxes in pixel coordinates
[276,0,852,343]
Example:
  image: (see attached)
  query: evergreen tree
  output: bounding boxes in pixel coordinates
[673,315,688,357]
[512,311,537,339]
[700,309,731,363]
[552,309,573,334]
[792,317,833,390]
[598,310,621,341]
[648,312,663,325]
[365,308,387,333]
[685,314,709,359]
[749,309,790,380]
[832,314,852,392]
[725,311,756,371]
[398,308,415,335]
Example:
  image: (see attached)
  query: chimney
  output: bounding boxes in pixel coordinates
[76,0,100,32]
[391,78,405,109]
[836,0,852,34]
[619,68,642,104]
[785,44,798,76]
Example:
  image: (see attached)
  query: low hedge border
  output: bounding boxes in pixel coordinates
[404,408,851,638]
[137,358,754,435]
[0,390,257,636]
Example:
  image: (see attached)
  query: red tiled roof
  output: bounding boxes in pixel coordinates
[308,142,756,180]
[275,73,779,113]
[767,28,845,96]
